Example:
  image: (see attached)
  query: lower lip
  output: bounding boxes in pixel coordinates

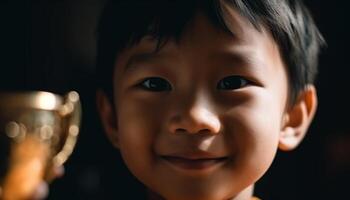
[161,156,228,171]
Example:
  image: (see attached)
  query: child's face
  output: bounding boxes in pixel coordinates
[101,7,309,200]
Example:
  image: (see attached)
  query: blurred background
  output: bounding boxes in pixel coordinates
[0,0,349,199]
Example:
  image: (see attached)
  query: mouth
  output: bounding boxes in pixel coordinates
[160,155,229,172]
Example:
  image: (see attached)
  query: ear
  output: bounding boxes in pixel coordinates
[96,90,119,148]
[279,85,318,151]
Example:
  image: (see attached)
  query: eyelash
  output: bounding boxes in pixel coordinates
[137,75,252,92]
[216,75,252,90]
[138,77,172,92]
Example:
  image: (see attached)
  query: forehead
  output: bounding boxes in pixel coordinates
[177,9,270,53]
[117,7,282,74]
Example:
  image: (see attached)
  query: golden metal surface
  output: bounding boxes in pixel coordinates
[0,91,81,200]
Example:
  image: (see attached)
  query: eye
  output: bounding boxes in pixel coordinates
[139,77,172,92]
[217,75,251,90]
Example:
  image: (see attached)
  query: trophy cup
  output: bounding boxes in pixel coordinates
[0,91,81,200]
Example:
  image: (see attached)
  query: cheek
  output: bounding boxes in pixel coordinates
[117,95,164,143]
[225,91,284,180]
[116,95,167,177]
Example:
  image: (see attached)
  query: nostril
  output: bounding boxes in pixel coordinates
[174,128,212,135]
[198,129,211,134]
[168,108,221,135]
[175,128,187,133]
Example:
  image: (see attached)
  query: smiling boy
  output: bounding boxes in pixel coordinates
[96,0,324,199]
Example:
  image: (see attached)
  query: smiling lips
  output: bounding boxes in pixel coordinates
[161,154,229,171]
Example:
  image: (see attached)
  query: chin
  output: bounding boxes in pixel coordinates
[160,189,231,200]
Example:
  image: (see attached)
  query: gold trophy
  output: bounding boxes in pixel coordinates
[0,91,81,200]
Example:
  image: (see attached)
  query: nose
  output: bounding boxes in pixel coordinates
[168,103,221,135]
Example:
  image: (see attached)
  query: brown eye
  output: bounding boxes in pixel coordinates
[217,76,250,90]
[140,77,172,92]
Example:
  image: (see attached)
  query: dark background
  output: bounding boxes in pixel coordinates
[0,0,349,199]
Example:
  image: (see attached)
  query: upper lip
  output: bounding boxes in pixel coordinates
[160,151,228,160]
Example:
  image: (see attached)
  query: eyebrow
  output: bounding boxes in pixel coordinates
[212,50,246,64]
[212,49,265,68]
[123,52,161,73]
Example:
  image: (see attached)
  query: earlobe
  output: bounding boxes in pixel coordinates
[96,90,120,148]
[279,85,318,151]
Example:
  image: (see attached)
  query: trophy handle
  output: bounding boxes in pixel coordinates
[52,91,81,167]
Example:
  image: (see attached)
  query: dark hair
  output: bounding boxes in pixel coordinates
[96,0,325,105]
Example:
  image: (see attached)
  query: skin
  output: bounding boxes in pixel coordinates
[0,134,64,200]
[97,6,318,200]
[1,135,50,200]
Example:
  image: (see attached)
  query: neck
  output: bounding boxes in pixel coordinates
[147,185,255,200]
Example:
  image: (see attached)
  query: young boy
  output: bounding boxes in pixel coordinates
[96,0,324,199]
